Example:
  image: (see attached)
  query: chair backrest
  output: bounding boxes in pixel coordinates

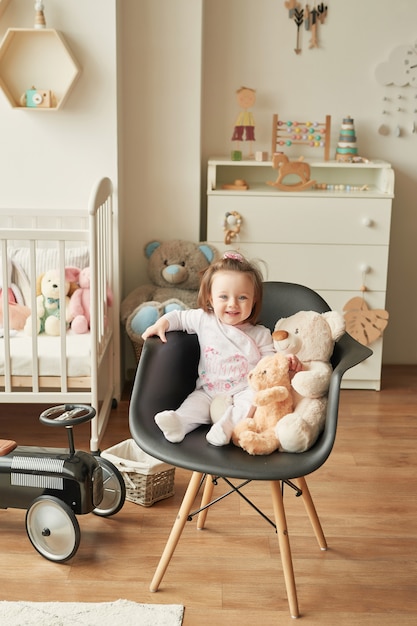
[136,282,329,419]
[129,281,372,480]
[259,281,331,331]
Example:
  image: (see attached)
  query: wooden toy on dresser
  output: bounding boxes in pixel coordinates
[267,153,316,191]
[271,113,331,161]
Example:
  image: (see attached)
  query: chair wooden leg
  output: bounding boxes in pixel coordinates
[150,470,204,592]
[294,476,327,550]
[196,474,215,530]
[270,480,300,619]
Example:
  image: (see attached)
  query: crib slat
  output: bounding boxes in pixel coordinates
[1,240,12,392]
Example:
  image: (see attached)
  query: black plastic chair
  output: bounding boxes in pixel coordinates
[129,282,372,618]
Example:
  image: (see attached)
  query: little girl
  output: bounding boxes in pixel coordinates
[142,251,297,446]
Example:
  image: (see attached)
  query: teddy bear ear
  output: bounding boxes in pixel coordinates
[144,241,161,259]
[198,243,218,264]
[322,311,345,341]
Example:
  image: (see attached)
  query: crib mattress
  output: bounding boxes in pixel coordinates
[0,332,91,378]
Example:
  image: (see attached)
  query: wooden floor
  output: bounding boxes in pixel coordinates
[1,364,416,625]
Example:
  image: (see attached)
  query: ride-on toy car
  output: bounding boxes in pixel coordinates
[0,404,126,562]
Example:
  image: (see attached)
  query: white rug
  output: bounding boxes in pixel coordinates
[0,599,184,626]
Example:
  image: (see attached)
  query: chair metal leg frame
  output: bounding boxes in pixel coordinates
[194,475,325,547]
[194,475,279,531]
[150,471,327,618]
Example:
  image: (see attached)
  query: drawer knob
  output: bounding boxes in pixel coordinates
[223,211,242,245]
[362,217,373,227]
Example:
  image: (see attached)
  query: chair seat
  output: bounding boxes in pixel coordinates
[129,330,369,481]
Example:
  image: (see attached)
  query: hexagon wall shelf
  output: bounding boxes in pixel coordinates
[0,28,81,110]
[0,0,10,19]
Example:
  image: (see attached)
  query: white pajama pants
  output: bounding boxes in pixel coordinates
[174,387,254,436]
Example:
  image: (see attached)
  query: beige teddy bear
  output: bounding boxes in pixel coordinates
[273,310,345,453]
[232,352,294,456]
[24,268,79,336]
[121,239,218,352]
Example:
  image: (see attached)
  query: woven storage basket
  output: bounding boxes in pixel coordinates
[125,316,143,363]
[101,439,175,506]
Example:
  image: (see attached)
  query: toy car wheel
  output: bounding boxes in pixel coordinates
[93,456,126,517]
[26,496,80,562]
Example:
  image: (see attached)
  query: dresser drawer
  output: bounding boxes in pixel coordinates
[209,242,389,292]
[207,195,392,245]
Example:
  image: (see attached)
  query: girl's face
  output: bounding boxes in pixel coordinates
[209,270,255,326]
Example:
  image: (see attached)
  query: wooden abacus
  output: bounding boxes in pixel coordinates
[271,114,331,161]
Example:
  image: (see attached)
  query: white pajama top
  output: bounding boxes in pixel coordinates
[164,309,274,396]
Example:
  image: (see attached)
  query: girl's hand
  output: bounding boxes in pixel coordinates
[286,353,303,373]
[141,317,170,342]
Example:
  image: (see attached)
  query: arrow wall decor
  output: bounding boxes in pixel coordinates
[285,2,328,54]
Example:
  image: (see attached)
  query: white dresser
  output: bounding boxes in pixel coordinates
[205,158,394,390]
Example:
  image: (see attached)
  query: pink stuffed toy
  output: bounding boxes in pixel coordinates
[0,257,30,331]
[70,267,113,334]
[69,267,91,334]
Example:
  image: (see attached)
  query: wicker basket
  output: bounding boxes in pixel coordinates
[125,316,143,363]
[101,439,175,506]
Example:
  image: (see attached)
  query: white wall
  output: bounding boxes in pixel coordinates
[0,0,118,208]
[118,0,203,297]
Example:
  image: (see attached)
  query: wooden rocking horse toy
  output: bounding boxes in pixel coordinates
[267,153,316,191]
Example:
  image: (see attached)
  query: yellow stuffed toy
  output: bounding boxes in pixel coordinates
[231,352,293,456]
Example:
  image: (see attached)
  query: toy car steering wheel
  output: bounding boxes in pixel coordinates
[39,404,96,428]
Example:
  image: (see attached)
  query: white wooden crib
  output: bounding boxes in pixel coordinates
[0,177,120,452]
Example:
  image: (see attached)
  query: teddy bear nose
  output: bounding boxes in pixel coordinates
[273,330,288,341]
[52,283,58,289]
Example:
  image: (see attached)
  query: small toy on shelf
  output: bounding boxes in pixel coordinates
[221,179,249,191]
[267,153,316,191]
[231,86,256,159]
[335,115,365,162]
[34,0,46,29]
[271,114,331,160]
[20,87,56,108]
[313,182,369,192]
